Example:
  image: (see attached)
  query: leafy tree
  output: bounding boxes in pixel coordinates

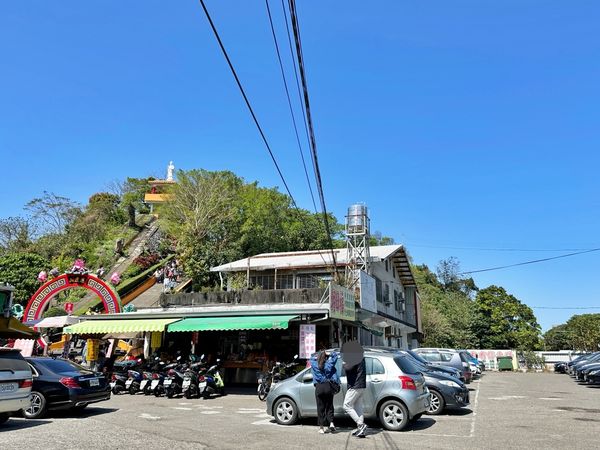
[413,264,478,348]
[369,231,395,246]
[25,191,81,234]
[0,252,50,304]
[88,192,125,225]
[543,324,571,351]
[564,314,600,351]
[474,286,541,350]
[122,178,152,227]
[0,217,35,253]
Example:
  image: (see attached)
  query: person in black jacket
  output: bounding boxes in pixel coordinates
[342,340,367,438]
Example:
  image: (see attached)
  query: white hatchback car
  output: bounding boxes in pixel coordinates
[0,348,33,424]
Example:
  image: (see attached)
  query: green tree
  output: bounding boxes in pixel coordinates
[0,217,35,253]
[122,178,152,227]
[413,264,478,348]
[0,252,50,304]
[564,314,600,351]
[474,286,541,350]
[543,324,571,350]
[25,191,81,234]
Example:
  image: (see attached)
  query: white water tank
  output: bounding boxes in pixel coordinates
[347,204,368,233]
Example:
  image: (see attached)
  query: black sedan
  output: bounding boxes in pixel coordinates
[423,370,470,415]
[23,357,111,419]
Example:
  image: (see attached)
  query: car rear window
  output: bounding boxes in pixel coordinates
[394,355,422,375]
[34,358,92,375]
[0,349,30,372]
[419,352,441,362]
[458,352,471,363]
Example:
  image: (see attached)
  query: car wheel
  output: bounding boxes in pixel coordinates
[23,391,47,419]
[273,397,298,426]
[0,413,9,425]
[378,399,409,431]
[427,390,445,415]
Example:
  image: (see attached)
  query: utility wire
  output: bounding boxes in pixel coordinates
[462,248,600,274]
[406,243,593,252]
[530,306,600,310]
[280,0,316,179]
[264,0,318,213]
[197,0,298,209]
[286,0,338,273]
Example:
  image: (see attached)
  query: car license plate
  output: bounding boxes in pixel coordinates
[182,379,191,388]
[0,382,17,393]
[89,378,100,387]
[164,379,172,386]
[151,380,159,389]
[140,380,148,389]
[125,380,133,388]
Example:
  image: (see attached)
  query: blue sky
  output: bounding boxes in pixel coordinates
[1,1,599,331]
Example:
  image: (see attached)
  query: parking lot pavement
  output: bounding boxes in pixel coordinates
[1,372,598,449]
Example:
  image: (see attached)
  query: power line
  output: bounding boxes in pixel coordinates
[286,0,338,273]
[462,248,600,274]
[197,0,298,209]
[280,0,315,179]
[406,243,593,252]
[530,306,600,310]
[264,0,318,213]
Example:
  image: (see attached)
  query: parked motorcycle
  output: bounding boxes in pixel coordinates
[126,368,145,395]
[257,355,298,401]
[111,372,128,395]
[164,356,187,398]
[200,359,225,399]
[182,354,206,399]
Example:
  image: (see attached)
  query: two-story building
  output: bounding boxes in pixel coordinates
[211,244,422,350]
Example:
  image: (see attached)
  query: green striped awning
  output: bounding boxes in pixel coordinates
[63,318,180,334]
[167,315,298,332]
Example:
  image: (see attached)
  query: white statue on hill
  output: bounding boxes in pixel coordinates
[167,161,175,181]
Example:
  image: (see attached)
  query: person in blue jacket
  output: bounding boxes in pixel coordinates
[310,350,340,434]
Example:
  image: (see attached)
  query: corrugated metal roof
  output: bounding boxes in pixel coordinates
[210,245,417,288]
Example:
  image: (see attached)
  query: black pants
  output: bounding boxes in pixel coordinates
[315,381,334,427]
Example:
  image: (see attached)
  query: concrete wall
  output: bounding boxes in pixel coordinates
[160,288,327,307]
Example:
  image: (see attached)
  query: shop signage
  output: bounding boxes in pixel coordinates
[359,271,377,313]
[299,324,316,359]
[151,332,163,349]
[86,339,100,361]
[64,302,74,315]
[329,284,356,321]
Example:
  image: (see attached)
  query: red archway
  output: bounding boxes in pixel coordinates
[23,273,122,323]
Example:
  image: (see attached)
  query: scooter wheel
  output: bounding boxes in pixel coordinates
[220,387,226,396]
[129,386,138,395]
[112,385,124,395]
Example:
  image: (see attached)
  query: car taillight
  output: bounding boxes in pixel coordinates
[19,379,33,389]
[60,377,81,389]
[399,376,416,390]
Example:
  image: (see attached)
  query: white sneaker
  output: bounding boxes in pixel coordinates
[355,423,367,438]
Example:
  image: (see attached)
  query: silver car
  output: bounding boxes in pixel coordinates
[265,350,430,431]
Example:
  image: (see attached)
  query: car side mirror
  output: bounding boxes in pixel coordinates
[302,372,313,383]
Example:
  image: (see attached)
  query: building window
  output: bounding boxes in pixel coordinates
[383,283,390,305]
[297,274,319,289]
[385,260,389,272]
[375,277,383,303]
[249,275,274,290]
[278,274,294,289]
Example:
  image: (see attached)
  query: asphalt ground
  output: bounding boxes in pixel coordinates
[2,372,598,449]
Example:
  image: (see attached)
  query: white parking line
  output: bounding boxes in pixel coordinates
[469,379,481,438]
[170,407,193,411]
[200,410,221,415]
